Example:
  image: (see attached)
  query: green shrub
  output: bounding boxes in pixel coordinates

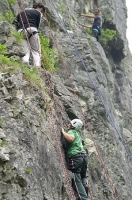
[103,13,112,22]
[25,168,32,174]
[60,5,66,12]
[6,165,11,171]
[0,139,8,147]
[0,120,3,125]
[5,10,14,22]
[24,67,41,85]
[0,11,14,22]
[11,29,25,44]
[0,55,11,65]
[86,28,92,36]
[0,45,7,53]
[86,28,116,46]
[121,118,125,127]
[0,56,46,90]
[7,0,16,4]
[0,14,6,21]
[100,29,117,46]
[40,34,58,72]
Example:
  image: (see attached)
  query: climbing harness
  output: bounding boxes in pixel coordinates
[20,29,38,39]
[92,28,99,33]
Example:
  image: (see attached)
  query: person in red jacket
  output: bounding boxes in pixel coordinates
[16,2,45,67]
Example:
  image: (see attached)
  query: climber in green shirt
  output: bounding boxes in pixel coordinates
[61,119,89,200]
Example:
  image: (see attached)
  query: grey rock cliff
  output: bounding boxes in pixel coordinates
[0,0,132,200]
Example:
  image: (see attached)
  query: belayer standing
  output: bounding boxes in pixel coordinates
[80,9,102,41]
[61,119,89,200]
[14,2,45,67]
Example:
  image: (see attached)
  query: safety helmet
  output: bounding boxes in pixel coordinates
[70,119,83,130]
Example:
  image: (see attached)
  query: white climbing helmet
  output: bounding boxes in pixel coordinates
[70,119,83,130]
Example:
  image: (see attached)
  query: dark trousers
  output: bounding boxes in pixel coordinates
[92,26,101,41]
[67,155,89,200]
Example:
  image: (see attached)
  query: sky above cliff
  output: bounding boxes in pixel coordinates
[126,0,132,52]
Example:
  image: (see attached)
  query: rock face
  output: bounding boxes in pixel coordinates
[0,0,132,200]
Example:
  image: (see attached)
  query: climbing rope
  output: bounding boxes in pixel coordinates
[15,2,75,199]
[48,0,132,163]
[15,1,122,198]
[44,13,94,200]
[45,1,121,200]
[44,11,118,200]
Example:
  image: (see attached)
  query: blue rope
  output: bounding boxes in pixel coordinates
[48,0,132,162]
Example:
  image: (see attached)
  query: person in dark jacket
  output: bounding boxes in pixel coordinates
[80,9,102,41]
[15,2,45,66]
[61,119,89,200]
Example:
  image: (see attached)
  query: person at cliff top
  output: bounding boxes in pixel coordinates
[61,119,89,200]
[80,9,102,41]
[14,2,45,67]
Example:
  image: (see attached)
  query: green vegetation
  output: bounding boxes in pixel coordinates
[12,109,19,115]
[0,13,7,21]
[0,11,14,22]
[39,112,44,125]
[0,55,13,65]
[6,165,11,171]
[0,139,8,147]
[60,5,66,12]
[105,64,110,72]
[25,168,32,174]
[103,13,112,22]
[0,0,16,22]
[0,120,3,125]
[86,27,116,48]
[0,33,59,90]
[11,29,25,44]
[0,45,7,53]
[0,9,58,89]
[40,34,58,72]
[71,15,75,21]
[121,118,125,127]
[7,0,16,4]
[123,61,129,68]
[5,10,14,22]
[124,197,130,200]
[100,29,117,46]
[86,28,92,36]
[0,55,45,87]
[85,134,91,140]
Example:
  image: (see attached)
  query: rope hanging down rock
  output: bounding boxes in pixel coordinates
[15,1,75,199]
[48,0,132,163]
